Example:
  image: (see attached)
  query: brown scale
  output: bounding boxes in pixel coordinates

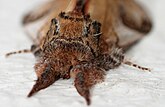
[6,0,152,105]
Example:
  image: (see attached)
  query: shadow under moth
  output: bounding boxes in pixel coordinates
[6,0,152,105]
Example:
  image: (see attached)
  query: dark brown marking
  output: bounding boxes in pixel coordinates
[6,0,152,105]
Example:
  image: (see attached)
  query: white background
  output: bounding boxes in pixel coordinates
[0,0,165,107]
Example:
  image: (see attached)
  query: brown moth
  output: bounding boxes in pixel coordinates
[6,0,152,105]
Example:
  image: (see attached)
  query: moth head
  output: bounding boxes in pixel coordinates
[42,11,103,57]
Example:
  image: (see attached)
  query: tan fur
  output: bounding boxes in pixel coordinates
[7,0,152,105]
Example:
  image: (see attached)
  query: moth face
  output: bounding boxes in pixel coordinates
[48,12,101,40]
[42,12,103,59]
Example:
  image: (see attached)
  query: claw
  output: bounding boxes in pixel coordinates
[72,63,105,105]
[28,64,60,97]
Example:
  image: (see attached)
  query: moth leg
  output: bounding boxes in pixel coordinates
[22,0,57,25]
[5,44,42,57]
[96,49,151,72]
[5,49,31,57]
[71,63,105,105]
[28,63,60,97]
[123,60,151,72]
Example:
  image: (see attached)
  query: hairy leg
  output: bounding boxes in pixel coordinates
[28,63,60,97]
[71,63,105,105]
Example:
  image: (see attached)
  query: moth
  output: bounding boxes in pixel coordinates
[6,0,152,105]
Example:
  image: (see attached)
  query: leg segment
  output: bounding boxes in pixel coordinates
[95,48,151,72]
[123,60,151,72]
[28,63,60,97]
[5,49,31,57]
[5,44,41,57]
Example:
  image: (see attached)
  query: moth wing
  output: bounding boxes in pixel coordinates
[23,0,56,25]
[119,0,152,34]
[23,0,71,45]
[23,0,72,25]
[88,0,152,51]
[87,0,119,51]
